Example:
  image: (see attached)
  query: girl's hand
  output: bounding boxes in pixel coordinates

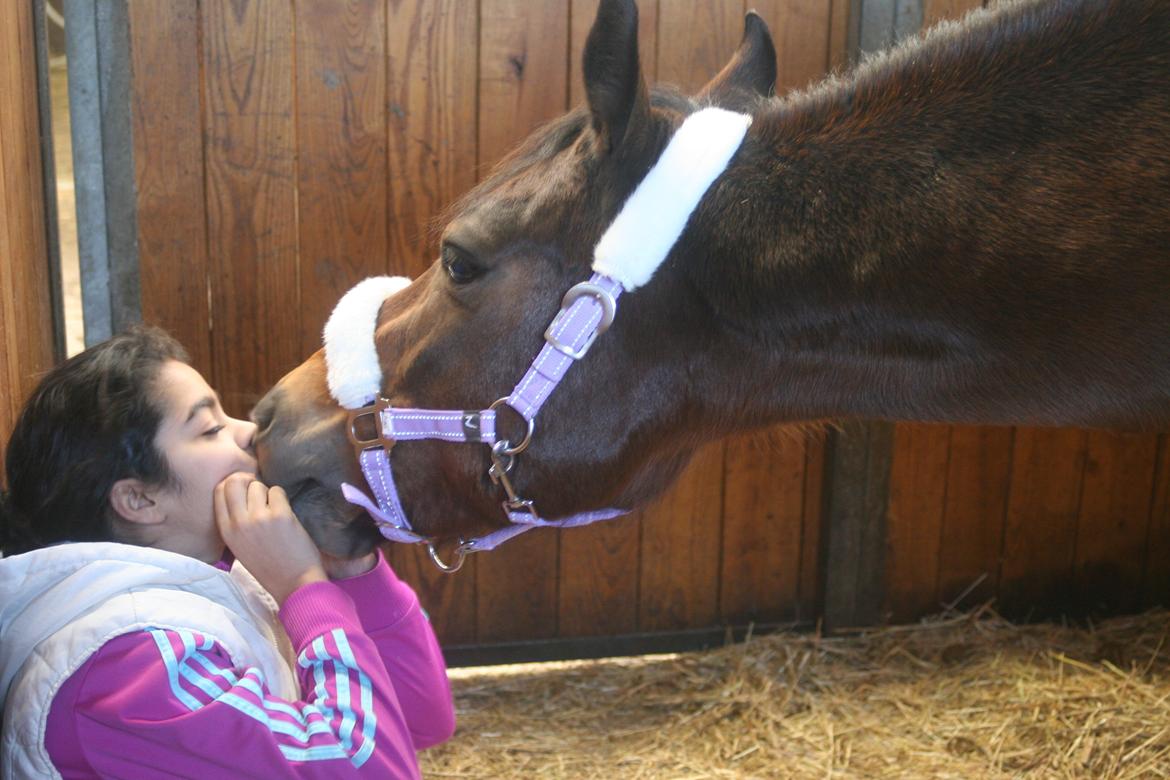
[214,472,328,605]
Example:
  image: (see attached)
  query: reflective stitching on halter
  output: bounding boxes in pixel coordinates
[512,303,579,417]
[387,413,473,422]
[395,432,474,440]
[370,450,404,530]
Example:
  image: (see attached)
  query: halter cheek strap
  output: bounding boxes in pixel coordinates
[324,107,752,572]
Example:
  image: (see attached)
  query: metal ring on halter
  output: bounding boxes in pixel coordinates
[427,538,473,573]
[489,398,534,455]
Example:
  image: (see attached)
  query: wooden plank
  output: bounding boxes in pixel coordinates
[555,0,659,640]
[798,427,826,621]
[639,442,725,631]
[0,0,55,465]
[558,520,640,637]
[821,420,894,629]
[388,544,477,645]
[830,0,858,69]
[473,0,570,643]
[655,0,742,92]
[883,422,950,621]
[749,0,835,94]
[201,0,300,418]
[720,429,807,624]
[477,0,571,172]
[476,532,562,643]
[0,34,16,456]
[923,0,983,28]
[384,0,480,645]
[386,0,478,278]
[998,427,1087,617]
[294,0,388,356]
[1144,435,1170,606]
[935,425,1013,609]
[128,2,213,375]
[1072,431,1159,614]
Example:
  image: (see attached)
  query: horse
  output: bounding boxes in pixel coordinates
[251,0,1170,559]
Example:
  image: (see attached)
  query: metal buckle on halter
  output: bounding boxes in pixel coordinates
[346,397,392,459]
[502,498,540,522]
[543,282,616,361]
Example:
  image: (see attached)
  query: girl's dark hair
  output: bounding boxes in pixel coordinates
[0,325,190,555]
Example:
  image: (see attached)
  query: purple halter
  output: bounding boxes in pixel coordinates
[327,108,752,572]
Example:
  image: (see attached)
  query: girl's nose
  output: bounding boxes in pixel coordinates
[232,417,259,453]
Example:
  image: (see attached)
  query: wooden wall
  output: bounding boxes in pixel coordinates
[121,0,1170,651]
[0,1,56,479]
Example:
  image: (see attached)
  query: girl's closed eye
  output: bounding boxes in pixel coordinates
[202,425,225,438]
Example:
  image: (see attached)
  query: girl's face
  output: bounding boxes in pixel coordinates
[149,360,258,561]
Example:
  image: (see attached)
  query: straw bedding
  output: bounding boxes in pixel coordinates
[420,606,1170,779]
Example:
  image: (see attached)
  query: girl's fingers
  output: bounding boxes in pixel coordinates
[246,478,268,514]
[267,485,291,515]
[222,473,253,521]
[213,481,230,527]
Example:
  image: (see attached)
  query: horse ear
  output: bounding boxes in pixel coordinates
[696,12,777,107]
[583,0,650,154]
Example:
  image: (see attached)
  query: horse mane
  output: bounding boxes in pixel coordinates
[757,0,1154,141]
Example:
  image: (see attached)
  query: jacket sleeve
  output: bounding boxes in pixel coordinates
[327,549,456,749]
[45,579,434,779]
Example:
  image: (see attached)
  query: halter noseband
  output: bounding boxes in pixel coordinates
[324,108,751,572]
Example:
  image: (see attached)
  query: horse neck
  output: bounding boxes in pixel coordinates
[676,0,1170,429]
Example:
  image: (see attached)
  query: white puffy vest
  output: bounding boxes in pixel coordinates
[0,542,300,779]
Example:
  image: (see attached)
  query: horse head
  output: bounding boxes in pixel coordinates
[252,0,778,557]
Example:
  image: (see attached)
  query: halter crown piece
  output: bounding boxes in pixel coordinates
[324,107,752,572]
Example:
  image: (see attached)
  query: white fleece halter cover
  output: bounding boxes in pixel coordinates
[323,106,751,409]
[324,275,410,410]
[593,106,752,290]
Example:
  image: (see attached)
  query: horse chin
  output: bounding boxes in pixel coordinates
[289,481,383,559]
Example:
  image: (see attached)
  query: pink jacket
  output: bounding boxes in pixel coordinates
[43,551,454,778]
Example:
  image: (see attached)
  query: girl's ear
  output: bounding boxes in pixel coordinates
[109,479,165,526]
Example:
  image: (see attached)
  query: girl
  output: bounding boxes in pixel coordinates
[0,326,454,779]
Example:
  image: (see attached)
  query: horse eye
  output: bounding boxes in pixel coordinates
[441,244,482,285]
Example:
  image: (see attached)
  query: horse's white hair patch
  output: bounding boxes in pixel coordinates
[593,107,752,291]
[324,275,410,409]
